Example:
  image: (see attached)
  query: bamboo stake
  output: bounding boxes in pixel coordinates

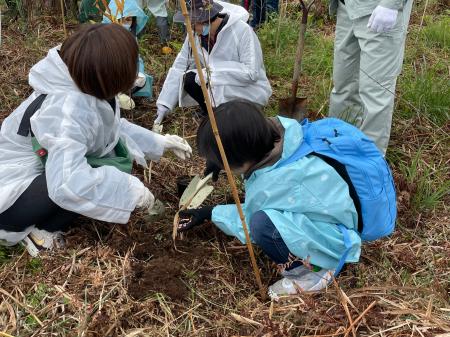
[59,0,67,38]
[178,0,266,300]
[0,332,16,337]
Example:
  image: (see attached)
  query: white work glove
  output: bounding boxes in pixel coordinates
[154,104,170,124]
[118,93,135,110]
[367,6,398,33]
[195,68,208,86]
[163,134,192,160]
[153,104,170,133]
[136,187,155,210]
[134,72,146,88]
[152,123,163,134]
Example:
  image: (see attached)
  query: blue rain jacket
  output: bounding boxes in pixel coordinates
[102,0,148,34]
[212,117,362,270]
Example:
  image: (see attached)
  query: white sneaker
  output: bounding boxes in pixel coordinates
[21,229,65,257]
[268,266,334,300]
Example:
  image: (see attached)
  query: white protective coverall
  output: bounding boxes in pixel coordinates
[0,47,169,224]
[329,0,413,153]
[156,1,272,112]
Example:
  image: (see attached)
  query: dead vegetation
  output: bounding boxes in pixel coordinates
[0,3,449,336]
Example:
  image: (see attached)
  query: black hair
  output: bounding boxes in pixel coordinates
[130,17,137,36]
[202,13,220,24]
[197,100,280,170]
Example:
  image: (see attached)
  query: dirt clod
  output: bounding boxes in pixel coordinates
[128,257,188,301]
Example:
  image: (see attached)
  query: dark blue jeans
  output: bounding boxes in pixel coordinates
[249,0,279,28]
[249,210,301,270]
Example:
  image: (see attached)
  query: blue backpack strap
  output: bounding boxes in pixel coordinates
[334,224,353,277]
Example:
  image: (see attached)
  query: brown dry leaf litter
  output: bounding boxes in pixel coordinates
[0,12,449,337]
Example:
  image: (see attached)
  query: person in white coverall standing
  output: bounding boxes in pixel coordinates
[329,0,413,154]
[0,24,192,256]
[153,0,272,131]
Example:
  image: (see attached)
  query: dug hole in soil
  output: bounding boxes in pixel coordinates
[104,222,212,302]
[128,257,186,301]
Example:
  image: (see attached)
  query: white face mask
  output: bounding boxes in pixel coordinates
[123,23,131,31]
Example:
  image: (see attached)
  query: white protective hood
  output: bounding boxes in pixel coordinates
[0,47,166,224]
[157,1,272,111]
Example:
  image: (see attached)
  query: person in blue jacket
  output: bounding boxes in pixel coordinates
[178,100,362,299]
[103,0,153,103]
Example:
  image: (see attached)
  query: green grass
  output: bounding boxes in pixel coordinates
[422,15,450,50]
[26,283,48,307]
[396,148,450,214]
[26,257,43,274]
[0,245,12,264]
[258,14,334,114]
[0,245,22,265]
[22,283,49,332]
[398,63,450,125]
[397,14,450,125]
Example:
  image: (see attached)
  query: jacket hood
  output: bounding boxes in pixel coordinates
[244,117,284,179]
[29,46,80,94]
[102,0,148,35]
[218,1,250,28]
[276,116,304,160]
[246,116,304,182]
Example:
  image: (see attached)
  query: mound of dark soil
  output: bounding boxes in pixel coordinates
[128,257,188,301]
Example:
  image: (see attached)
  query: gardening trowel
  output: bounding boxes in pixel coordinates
[278,0,315,121]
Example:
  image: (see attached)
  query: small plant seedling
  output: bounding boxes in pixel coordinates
[172,173,214,240]
[26,257,43,274]
[178,173,214,210]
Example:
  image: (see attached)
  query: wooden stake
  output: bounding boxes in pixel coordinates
[60,0,67,38]
[178,0,266,300]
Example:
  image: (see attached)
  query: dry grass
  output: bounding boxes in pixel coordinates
[0,5,449,337]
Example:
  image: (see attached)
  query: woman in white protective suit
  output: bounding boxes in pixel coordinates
[153,0,272,132]
[0,24,192,256]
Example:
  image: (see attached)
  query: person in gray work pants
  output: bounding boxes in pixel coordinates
[329,0,413,154]
[139,0,170,43]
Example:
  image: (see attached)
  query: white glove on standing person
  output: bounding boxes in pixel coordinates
[153,104,170,133]
[163,134,192,160]
[136,188,155,210]
[367,6,398,33]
